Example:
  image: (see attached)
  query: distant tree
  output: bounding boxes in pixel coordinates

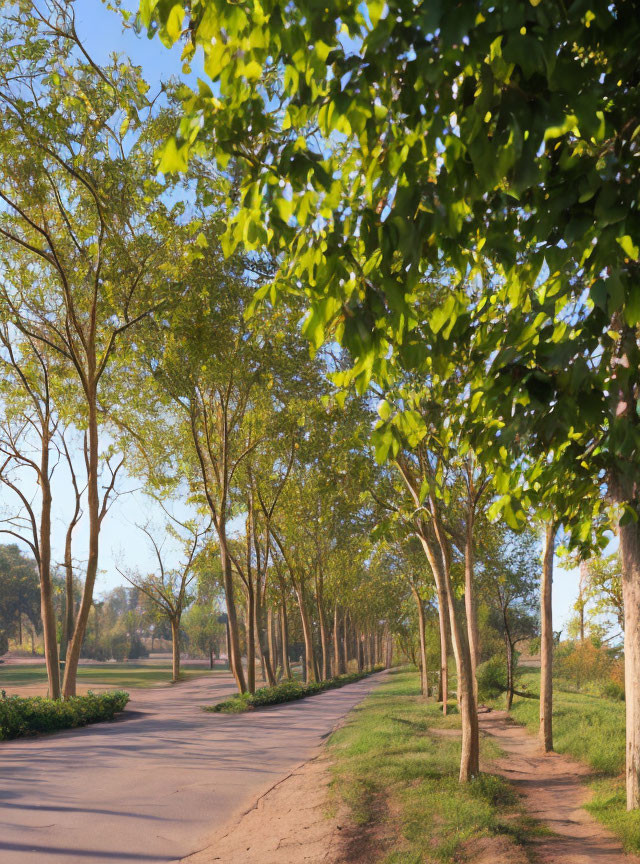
[479,525,540,709]
[0,544,40,650]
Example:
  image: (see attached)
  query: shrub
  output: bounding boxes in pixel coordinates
[0,690,130,740]
[476,655,507,701]
[208,666,385,713]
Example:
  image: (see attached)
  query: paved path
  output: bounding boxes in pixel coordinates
[0,673,384,864]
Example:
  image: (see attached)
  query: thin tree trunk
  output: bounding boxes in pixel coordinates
[39,432,60,699]
[267,607,278,681]
[220,535,247,693]
[295,584,316,683]
[342,610,349,672]
[540,521,556,753]
[280,598,291,679]
[170,617,180,682]
[419,525,479,781]
[505,634,514,711]
[617,499,640,808]
[436,589,449,713]
[464,507,479,700]
[63,395,100,699]
[333,603,345,676]
[246,592,256,694]
[412,586,428,697]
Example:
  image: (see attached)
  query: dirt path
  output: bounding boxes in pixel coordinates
[480,710,640,864]
[0,672,385,864]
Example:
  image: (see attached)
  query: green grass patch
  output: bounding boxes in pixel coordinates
[491,669,625,775]
[0,662,222,690]
[491,669,640,853]
[327,668,542,863]
[0,690,130,740]
[207,667,384,713]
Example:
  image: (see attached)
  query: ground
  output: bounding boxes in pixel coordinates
[0,667,385,864]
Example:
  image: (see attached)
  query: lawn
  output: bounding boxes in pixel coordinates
[493,669,640,853]
[0,662,224,691]
[327,668,544,863]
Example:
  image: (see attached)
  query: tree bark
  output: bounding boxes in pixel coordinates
[419,523,479,781]
[412,586,429,697]
[505,633,514,711]
[540,521,556,752]
[617,500,640,808]
[342,610,349,672]
[267,606,278,682]
[464,507,479,701]
[436,589,449,712]
[38,430,60,699]
[246,591,256,694]
[280,598,291,679]
[63,393,100,699]
[295,584,316,683]
[170,617,180,682]
[219,533,247,693]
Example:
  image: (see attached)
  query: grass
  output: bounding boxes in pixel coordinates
[207,667,384,713]
[0,662,224,691]
[490,668,640,853]
[327,668,543,863]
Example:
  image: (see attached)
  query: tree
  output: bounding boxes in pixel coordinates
[119,516,210,682]
[0,0,187,697]
[144,0,640,807]
[479,525,540,710]
[0,543,40,650]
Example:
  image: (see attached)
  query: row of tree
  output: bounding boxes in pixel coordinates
[143,0,640,811]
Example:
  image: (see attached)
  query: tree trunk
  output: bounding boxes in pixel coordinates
[436,589,449,712]
[419,526,479,781]
[39,433,60,699]
[540,521,556,753]
[254,588,276,686]
[412,586,428,698]
[63,394,100,699]
[342,610,349,672]
[505,634,514,711]
[280,598,291,679]
[267,607,278,682]
[317,603,330,681]
[170,618,181,682]
[295,584,316,683]
[464,507,479,701]
[246,591,256,694]
[219,533,247,693]
[617,501,640,808]
[333,603,345,676]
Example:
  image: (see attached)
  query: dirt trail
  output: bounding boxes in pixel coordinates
[480,710,640,864]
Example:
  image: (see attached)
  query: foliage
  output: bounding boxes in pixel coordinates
[0,544,40,644]
[208,667,384,713]
[476,656,508,702]
[0,690,129,740]
[554,639,623,698]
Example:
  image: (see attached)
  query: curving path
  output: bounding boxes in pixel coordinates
[0,672,385,864]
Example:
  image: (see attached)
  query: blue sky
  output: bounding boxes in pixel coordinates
[40,0,583,630]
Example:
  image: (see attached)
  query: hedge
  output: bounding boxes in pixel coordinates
[208,666,385,714]
[0,690,130,740]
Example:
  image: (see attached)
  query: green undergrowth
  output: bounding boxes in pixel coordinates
[0,690,130,740]
[207,666,384,713]
[491,669,640,853]
[0,662,222,691]
[327,668,543,863]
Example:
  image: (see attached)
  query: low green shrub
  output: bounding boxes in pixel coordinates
[476,655,507,701]
[0,690,130,740]
[208,666,384,713]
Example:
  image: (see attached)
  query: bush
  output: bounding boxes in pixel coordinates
[476,655,507,701]
[208,666,385,713]
[0,690,130,740]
